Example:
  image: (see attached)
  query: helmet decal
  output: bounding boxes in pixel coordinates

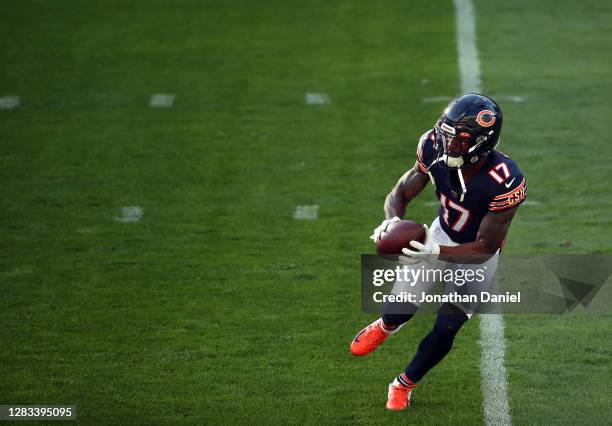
[440,122,456,134]
[476,109,496,127]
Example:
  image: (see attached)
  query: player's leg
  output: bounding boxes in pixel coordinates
[404,302,468,381]
[388,245,502,409]
[381,305,414,330]
[351,217,446,357]
[386,302,469,410]
[448,250,500,314]
[351,260,433,357]
[350,261,426,357]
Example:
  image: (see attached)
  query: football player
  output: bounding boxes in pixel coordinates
[350,94,527,410]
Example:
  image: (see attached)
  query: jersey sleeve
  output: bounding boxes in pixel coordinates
[488,175,528,212]
[416,130,436,173]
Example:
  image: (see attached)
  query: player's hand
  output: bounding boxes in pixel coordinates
[397,252,425,266]
[399,225,440,257]
[370,217,401,241]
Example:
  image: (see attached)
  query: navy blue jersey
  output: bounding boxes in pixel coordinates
[416,130,527,244]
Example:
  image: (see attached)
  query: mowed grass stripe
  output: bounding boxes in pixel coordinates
[1,1,483,423]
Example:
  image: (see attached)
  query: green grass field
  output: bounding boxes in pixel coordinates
[1,0,611,424]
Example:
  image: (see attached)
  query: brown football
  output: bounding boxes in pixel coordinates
[376,220,426,254]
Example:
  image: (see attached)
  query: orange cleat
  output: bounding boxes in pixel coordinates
[386,381,416,411]
[350,319,391,356]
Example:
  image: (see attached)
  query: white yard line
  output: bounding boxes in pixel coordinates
[0,96,20,109]
[454,0,481,95]
[422,96,452,103]
[293,205,318,220]
[423,95,526,103]
[479,315,512,425]
[453,0,512,424]
[305,92,329,105]
[114,206,143,222]
[150,94,175,108]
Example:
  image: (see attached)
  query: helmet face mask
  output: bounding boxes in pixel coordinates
[434,121,473,168]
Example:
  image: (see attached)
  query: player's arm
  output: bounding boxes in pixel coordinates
[438,206,518,263]
[437,173,527,262]
[370,162,429,241]
[401,206,519,263]
[371,131,433,241]
[384,162,430,219]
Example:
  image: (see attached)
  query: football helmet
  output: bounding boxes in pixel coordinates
[433,93,502,169]
[432,94,502,201]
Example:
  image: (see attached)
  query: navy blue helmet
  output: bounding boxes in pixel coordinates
[433,94,503,169]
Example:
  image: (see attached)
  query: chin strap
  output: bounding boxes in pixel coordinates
[435,153,468,202]
[456,169,467,202]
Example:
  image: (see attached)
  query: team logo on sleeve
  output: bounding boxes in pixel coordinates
[476,110,496,127]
